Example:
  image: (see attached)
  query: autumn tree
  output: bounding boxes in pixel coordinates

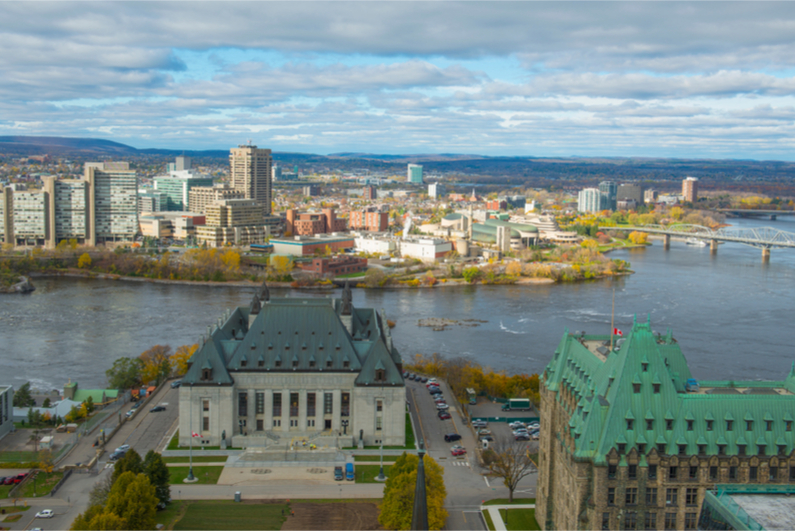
[105,357,143,390]
[112,450,143,483]
[505,261,523,276]
[139,345,172,384]
[171,344,198,376]
[628,231,648,245]
[379,452,448,530]
[486,436,537,502]
[78,253,92,269]
[104,471,158,530]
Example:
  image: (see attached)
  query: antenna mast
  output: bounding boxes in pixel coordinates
[610,285,616,350]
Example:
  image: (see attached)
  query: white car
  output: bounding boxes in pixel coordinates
[115,444,130,453]
[436,403,449,410]
[36,510,55,518]
[509,422,526,429]
[527,422,540,429]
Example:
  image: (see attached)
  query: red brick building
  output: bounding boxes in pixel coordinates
[349,210,388,232]
[300,256,368,276]
[486,199,508,210]
[285,208,347,236]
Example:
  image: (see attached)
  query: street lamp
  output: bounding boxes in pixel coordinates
[341,419,349,435]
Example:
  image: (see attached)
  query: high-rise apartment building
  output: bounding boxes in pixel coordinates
[230,145,272,215]
[85,161,138,246]
[683,177,699,203]
[363,186,377,200]
[577,188,603,213]
[43,177,88,246]
[428,183,443,199]
[407,164,423,183]
[599,181,618,211]
[12,191,48,245]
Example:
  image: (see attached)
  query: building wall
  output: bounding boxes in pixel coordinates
[683,178,699,203]
[188,186,245,214]
[230,145,272,215]
[179,373,404,447]
[577,188,603,213]
[301,257,367,275]
[86,164,138,243]
[13,191,47,242]
[618,183,645,205]
[407,164,423,183]
[399,239,452,262]
[354,237,395,255]
[154,176,213,211]
[271,238,355,256]
[349,211,388,232]
[0,386,13,442]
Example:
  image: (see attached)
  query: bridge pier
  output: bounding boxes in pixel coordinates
[710,239,718,254]
[762,248,770,262]
[663,234,670,250]
[771,214,777,221]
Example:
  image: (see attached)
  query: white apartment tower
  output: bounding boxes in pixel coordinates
[85,162,138,246]
[230,145,272,215]
[577,188,603,213]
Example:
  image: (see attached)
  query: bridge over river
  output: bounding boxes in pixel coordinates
[600,224,795,262]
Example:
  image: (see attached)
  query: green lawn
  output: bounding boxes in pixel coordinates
[16,471,63,498]
[0,484,13,499]
[354,464,391,483]
[0,506,30,514]
[162,500,288,530]
[405,412,415,448]
[483,498,535,506]
[499,508,540,531]
[0,450,40,463]
[168,466,224,485]
[335,272,366,279]
[167,430,180,450]
[163,456,228,464]
[353,456,394,462]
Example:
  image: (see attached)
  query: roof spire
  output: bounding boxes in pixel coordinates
[411,441,429,531]
[259,281,270,302]
[342,281,352,316]
[249,292,261,315]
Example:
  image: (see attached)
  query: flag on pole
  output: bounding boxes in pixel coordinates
[613,328,623,336]
[191,431,200,437]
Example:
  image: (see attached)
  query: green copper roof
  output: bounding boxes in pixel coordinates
[183,289,404,388]
[542,317,795,465]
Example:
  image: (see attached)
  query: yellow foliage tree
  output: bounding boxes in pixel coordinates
[79,402,88,419]
[670,206,684,220]
[139,345,173,384]
[221,249,241,270]
[171,344,198,376]
[271,255,294,276]
[379,453,448,530]
[505,261,523,276]
[78,253,92,269]
[580,239,598,249]
[628,231,648,244]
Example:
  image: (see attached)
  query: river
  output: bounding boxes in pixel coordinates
[3,217,794,390]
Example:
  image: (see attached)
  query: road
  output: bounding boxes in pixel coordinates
[405,378,537,531]
[0,384,180,531]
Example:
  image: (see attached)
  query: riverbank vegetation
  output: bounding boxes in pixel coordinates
[405,353,540,405]
[106,343,197,389]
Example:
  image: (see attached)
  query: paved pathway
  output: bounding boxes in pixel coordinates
[171,482,384,500]
[481,504,536,531]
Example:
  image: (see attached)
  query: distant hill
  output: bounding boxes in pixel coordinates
[0,136,137,155]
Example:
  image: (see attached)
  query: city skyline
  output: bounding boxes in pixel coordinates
[3,3,795,160]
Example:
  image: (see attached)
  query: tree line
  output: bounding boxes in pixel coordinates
[106,344,197,390]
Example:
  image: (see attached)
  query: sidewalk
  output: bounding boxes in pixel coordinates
[481,504,535,531]
[171,482,384,500]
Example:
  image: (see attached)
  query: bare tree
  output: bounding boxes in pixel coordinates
[485,436,537,502]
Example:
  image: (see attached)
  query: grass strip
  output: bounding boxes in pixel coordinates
[482,498,535,506]
[17,471,64,498]
[171,500,288,530]
[168,466,223,485]
[483,510,496,531]
[353,464,392,483]
[163,456,228,464]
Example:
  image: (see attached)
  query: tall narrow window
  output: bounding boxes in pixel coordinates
[324,393,333,415]
[238,392,248,417]
[272,392,282,417]
[341,392,350,417]
[256,392,264,415]
[307,393,316,417]
[290,392,299,417]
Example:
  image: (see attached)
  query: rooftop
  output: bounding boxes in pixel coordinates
[705,486,795,530]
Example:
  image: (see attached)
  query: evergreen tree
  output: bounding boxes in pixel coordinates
[143,450,171,506]
[13,382,35,407]
[112,450,143,483]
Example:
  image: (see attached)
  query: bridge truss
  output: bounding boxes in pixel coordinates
[600,224,795,250]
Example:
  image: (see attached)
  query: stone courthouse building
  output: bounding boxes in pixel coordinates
[178,284,405,448]
[537,317,795,530]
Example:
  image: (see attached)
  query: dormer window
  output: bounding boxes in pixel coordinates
[343,360,350,368]
[375,369,386,382]
[241,359,247,367]
[653,383,661,393]
[642,363,648,372]
[275,358,282,368]
[633,383,641,393]
[326,359,333,368]
[309,358,316,368]
[292,359,299,368]
[201,368,212,381]
[746,420,753,431]
[258,359,264,367]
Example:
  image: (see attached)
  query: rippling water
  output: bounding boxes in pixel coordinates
[3,217,794,390]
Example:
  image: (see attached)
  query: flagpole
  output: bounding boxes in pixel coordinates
[610,285,616,351]
[187,383,195,482]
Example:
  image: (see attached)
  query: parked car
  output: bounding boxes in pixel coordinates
[334,466,344,481]
[429,388,443,395]
[2,477,14,485]
[433,396,446,403]
[150,405,166,412]
[478,429,492,436]
[421,377,428,383]
[509,421,526,429]
[109,451,126,461]
[125,410,135,418]
[438,411,452,420]
[171,380,182,389]
[131,402,142,409]
[479,435,494,442]
[115,444,131,453]
[531,432,540,440]
[515,434,530,441]
[436,403,449,410]
[35,510,55,519]
[403,371,409,378]
[451,447,467,456]
[426,381,439,388]
[444,433,462,442]
[345,462,355,481]
[471,420,488,428]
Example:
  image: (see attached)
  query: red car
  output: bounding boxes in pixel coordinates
[438,411,452,420]
[451,447,467,456]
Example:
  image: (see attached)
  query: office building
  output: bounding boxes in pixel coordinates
[398,238,452,262]
[85,162,138,246]
[577,188,603,213]
[153,172,213,211]
[188,185,245,214]
[44,178,88,247]
[698,485,795,530]
[138,191,169,214]
[407,164,423,184]
[178,286,406,448]
[285,208,346,237]
[12,191,48,245]
[167,156,191,173]
[363,186,377,200]
[300,256,368,276]
[618,183,645,206]
[683,177,699,203]
[272,165,282,182]
[536,317,795,531]
[271,235,355,257]
[195,199,269,248]
[645,189,659,203]
[303,185,320,197]
[599,181,618,211]
[349,210,389,232]
[230,145,272,215]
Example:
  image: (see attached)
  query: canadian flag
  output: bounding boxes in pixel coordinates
[191,432,200,438]
[613,328,623,336]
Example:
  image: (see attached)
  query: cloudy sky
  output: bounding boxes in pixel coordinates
[3,2,795,159]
